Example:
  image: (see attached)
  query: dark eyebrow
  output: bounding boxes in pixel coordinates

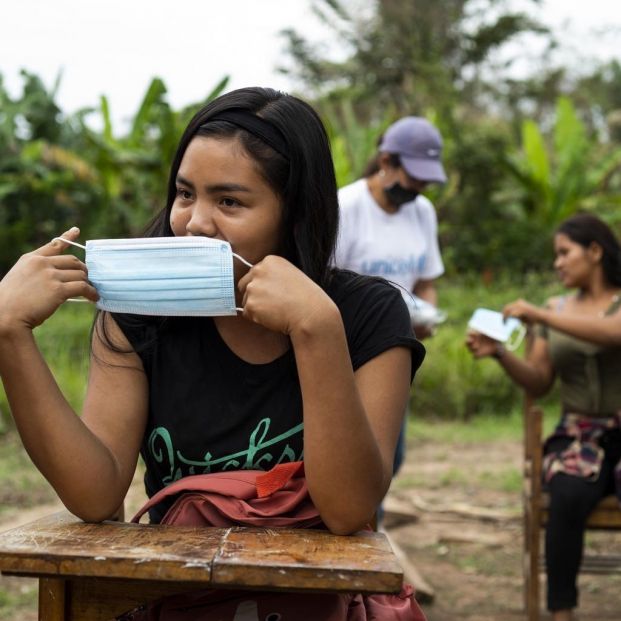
[176,175,252,194]
[176,174,195,189]
[205,182,252,193]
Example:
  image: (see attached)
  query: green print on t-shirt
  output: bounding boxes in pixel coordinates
[148,417,304,486]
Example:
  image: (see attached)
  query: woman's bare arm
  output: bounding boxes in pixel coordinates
[465,330,555,398]
[504,297,621,347]
[0,231,148,521]
[0,315,148,521]
[239,257,411,534]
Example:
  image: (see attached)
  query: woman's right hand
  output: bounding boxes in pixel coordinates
[0,227,99,334]
[465,330,501,359]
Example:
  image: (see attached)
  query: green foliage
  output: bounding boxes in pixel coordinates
[504,96,621,232]
[4,5,618,280]
[412,272,562,420]
[0,433,56,512]
[408,409,522,444]
[0,71,229,275]
[74,75,229,239]
[280,1,621,276]
[0,303,95,431]
[326,93,621,276]
[0,13,620,427]
[436,116,533,275]
[0,275,564,432]
[280,0,548,119]
[33,304,95,409]
[323,99,394,185]
[0,70,97,272]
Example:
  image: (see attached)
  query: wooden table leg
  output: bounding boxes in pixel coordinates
[39,577,67,621]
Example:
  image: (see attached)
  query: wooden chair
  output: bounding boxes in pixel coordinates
[0,510,405,621]
[523,403,621,621]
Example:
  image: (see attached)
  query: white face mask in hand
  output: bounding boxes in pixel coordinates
[54,236,253,316]
[401,291,447,328]
[467,308,526,351]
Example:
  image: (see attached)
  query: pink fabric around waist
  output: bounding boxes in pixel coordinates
[131,461,322,528]
[124,461,427,621]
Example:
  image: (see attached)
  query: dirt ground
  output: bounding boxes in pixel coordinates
[0,436,620,620]
[387,437,621,621]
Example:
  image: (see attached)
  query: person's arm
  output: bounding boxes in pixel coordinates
[238,256,410,535]
[465,329,555,397]
[0,231,148,521]
[412,279,438,339]
[413,196,443,311]
[503,298,621,347]
[413,278,437,307]
[293,315,410,535]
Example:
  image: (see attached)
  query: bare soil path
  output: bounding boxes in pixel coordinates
[0,436,620,620]
[387,437,621,621]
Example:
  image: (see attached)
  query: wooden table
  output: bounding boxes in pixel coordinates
[0,511,403,620]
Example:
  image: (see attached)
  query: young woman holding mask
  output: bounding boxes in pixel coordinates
[0,86,424,537]
[467,213,621,621]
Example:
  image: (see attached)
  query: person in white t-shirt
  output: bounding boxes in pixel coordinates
[334,116,447,484]
[335,116,446,322]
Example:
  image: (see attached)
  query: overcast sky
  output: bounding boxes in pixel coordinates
[1,0,619,131]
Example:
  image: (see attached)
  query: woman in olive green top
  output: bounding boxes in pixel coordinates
[466,213,621,621]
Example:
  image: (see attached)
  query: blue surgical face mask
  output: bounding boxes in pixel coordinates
[55,236,252,316]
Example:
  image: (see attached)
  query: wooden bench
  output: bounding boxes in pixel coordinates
[523,404,621,621]
[0,511,404,621]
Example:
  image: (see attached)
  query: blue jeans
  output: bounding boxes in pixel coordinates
[392,420,406,476]
[377,412,408,526]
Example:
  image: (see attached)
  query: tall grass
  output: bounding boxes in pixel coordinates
[408,408,559,444]
[0,303,95,431]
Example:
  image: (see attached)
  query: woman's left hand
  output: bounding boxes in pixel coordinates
[237,256,338,335]
[465,330,500,358]
[503,298,544,324]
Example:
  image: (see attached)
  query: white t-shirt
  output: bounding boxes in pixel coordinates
[334,178,444,292]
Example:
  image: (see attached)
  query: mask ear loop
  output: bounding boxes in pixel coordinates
[506,324,526,351]
[233,253,253,268]
[52,237,87,250]
[232,253,254,313]
[51,237,90,303]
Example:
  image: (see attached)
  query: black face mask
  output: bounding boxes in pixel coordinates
[383,182,419,207]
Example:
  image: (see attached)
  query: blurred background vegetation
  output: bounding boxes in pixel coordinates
[1,0,620,424]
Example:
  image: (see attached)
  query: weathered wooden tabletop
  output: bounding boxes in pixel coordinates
[0,511,403,594]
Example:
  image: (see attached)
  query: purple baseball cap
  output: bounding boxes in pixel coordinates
[379,117,447,183]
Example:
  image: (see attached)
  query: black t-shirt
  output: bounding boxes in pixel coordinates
[114,269,424,522]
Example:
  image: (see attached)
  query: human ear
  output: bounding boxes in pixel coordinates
[378,153,392,173]
[588,241,603,263]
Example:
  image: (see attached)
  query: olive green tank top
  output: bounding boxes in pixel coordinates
[540,296,621,416]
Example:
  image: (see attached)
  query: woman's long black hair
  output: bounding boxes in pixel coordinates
[96,87,340,354]
[144,86,339,288]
